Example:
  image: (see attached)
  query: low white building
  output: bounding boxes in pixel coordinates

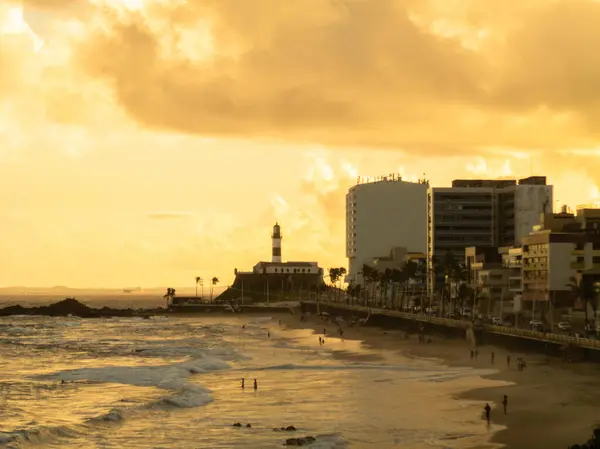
[252,261,322,275]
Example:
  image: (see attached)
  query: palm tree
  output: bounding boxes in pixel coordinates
[195,276,201,298]
[361,264,374,306]
[567,276,587,325]
[328,267,340,302]
[400,260,419,310]
[436,252,460,316]
[337,267,347,302]
[389,268,404,309]
[360,265,379,306]
[210,277,219,302]
[449,262,468,313]
[163,288,176,308]
[379,268,393,308]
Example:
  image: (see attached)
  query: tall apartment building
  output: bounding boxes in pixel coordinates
[428,176,553,292]
[346,176,428,282]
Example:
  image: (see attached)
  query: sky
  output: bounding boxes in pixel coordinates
[1,0,600,288]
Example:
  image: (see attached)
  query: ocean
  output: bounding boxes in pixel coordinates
[0,296,507,448]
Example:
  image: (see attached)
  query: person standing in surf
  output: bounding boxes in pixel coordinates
[483,403,491,425]
[253,379,258,390]
[241,378,245,389]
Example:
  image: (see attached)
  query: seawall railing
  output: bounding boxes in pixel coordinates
[302,301,600,351]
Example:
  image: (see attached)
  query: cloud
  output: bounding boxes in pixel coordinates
[147,212,194,220]
[51,0,596,153]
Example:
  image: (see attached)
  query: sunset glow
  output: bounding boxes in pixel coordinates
[2,0,600,288]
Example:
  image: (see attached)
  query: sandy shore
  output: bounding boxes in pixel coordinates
[268,312,600,449]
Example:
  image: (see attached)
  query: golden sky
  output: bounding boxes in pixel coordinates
[1,0,600,288]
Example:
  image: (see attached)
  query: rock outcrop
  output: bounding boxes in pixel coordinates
[284,436,316,446]
[0,298,160,318]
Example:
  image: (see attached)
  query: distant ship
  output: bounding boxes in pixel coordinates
[123,287,142,293]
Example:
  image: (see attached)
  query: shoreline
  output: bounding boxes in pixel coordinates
[272,312,600,449]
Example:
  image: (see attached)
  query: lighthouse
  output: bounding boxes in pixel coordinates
[271,222,282,263]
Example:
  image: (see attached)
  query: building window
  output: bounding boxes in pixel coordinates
[593,256,600,264]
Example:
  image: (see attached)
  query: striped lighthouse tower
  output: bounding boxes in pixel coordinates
[271,222,282,263]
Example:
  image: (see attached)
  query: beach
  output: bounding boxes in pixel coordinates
[2,304,599,448]
[275,311,600,449]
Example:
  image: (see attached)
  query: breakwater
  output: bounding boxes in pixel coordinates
[300,301,600,362]
[0,298,297,318]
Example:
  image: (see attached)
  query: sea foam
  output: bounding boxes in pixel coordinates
[34,354,230,411]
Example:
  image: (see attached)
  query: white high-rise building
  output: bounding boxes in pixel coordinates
[346,176,428,282]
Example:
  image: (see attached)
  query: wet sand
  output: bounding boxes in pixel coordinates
[273,312,600,449]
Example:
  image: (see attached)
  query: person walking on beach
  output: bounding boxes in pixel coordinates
[502,395,508,415]
[491,351,495,364]
[323,328,327,335]
[483,403,491,425]
[241,378,245,389]
[267,331,271,338]
[470,349,474,359]
[506,355,511,368]
[253,379,258,390]
[319,336,322,345]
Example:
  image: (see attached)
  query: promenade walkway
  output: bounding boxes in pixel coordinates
[302,300,600,351]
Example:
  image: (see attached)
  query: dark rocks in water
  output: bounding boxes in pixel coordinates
[0,298,160,318]
[246,424,252,428]
[274,426,297,432]
[284,436,316,446]
[232,423,242,427]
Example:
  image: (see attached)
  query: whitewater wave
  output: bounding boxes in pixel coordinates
[0,407,129,448]
[1,355,228,446]
[33,354,229,414]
